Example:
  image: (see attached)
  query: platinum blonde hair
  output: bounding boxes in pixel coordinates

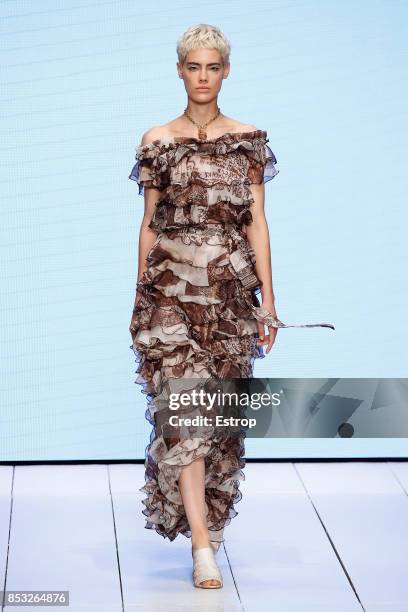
[177,24,231,65]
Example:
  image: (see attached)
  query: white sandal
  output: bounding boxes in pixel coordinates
[192,546,223,589]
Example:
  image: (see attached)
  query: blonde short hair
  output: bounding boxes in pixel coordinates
[177,24,231,65]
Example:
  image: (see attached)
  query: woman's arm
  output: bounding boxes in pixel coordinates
[137,191,158,283]
[245,181,278,352]
[134,129,162,302]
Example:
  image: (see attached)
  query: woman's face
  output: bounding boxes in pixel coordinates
[177,48,230,102]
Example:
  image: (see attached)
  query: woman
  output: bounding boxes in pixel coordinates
[129,24,334,589]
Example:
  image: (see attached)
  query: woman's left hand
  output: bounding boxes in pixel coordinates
[256,301,278,354]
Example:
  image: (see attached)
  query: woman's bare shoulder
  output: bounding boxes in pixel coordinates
[234,123,258,131]
[140,120,186,144]
[223,118,259,133]
[140,126,168,146]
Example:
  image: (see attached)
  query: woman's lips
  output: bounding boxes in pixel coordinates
[197,87,210,91]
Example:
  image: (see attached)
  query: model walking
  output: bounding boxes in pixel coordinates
[129,24,334,588]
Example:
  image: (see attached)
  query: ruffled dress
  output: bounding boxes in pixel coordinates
[128,129,334,544]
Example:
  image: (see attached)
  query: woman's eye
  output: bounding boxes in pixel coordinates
[188,67,220,71]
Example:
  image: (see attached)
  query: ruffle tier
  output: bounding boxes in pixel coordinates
[129,129,278,199]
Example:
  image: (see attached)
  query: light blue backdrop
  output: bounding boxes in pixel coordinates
[1,1,407,460]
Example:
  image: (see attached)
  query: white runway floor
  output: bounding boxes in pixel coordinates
[0,461,407,611]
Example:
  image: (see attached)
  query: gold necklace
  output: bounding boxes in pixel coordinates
[183,106,221,140]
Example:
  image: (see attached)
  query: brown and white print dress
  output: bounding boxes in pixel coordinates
[128,129,334,545]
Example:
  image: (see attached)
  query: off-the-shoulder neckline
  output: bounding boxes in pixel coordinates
[137,129,267,149]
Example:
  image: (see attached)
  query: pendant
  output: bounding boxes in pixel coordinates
[198,127,207,140]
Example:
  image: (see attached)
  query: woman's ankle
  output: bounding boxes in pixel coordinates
[191,530,211,550]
